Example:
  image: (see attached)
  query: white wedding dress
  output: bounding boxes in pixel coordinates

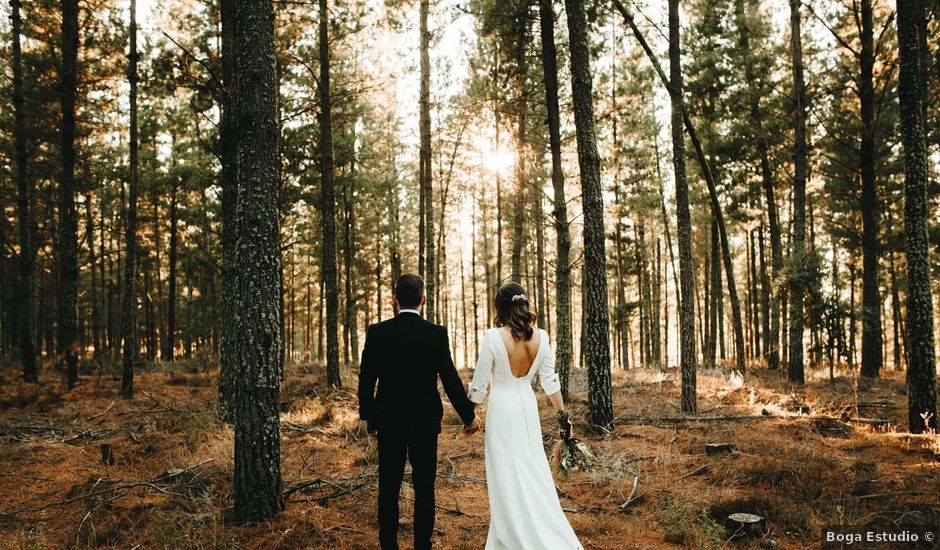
[468,328,583,549]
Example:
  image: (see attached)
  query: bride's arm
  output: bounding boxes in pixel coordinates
[467,333,493,405]
[538,331,563,412]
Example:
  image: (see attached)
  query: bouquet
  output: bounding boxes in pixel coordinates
[551,411,594,475]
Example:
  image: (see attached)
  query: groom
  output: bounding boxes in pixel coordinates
[358,274,480,550]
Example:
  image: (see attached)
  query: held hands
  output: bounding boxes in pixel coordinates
[463,416,482,435]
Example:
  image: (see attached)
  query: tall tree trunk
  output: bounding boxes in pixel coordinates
[165,177,178,361]
[663,0,697,411]
[708,220,719,367]
[12,0,37,382]
[232,0,284,522]
[218,0,239,421]
[85,195,101,359]
[735,0,783,371]
[419,0,436,321]
[859,0,883,379]
[539,0,572,399]
[653,238,662,368]
[120,0,140,398]
[787,0,809,385]
[896,0,937,434]
[342,165,358,366]
[564,0,613,428]
[510,0,529,282]
[889,250,904,369]
[58,0,80,389]
[749,228,761,360]
[320,0,341,388]
[759,224,771,361]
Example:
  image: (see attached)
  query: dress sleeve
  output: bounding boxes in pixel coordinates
[468,330,494,404]
[538,330,561,396]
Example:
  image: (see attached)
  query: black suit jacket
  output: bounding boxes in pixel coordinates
[358,312,475,435]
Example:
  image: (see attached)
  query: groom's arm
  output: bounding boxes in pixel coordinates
[358,325,379,426]
[436,327,475,426]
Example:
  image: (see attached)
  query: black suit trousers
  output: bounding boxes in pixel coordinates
[377,433,438,550]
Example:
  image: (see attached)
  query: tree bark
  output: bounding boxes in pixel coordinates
[539,0,572,399]
[660,0,697,411]
[218,0,239,421]
[320,0,341,388]
[419,0,436,321]
[58,0,80,389]
[787,0,809,385]
[12,0,37,382]
[232,0,284,522]
[564,0,613,427]
[120,0,140,398]
[859,0,883,379]
[896,0,937,434]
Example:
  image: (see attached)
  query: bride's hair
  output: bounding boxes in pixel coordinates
[494,282,536,341]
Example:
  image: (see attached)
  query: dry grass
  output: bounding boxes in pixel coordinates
[0,359,937,549]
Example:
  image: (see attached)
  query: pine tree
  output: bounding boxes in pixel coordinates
[896,0,937,434]
[321,0,341,388]
[564,0,613,428]
[121,0,140,398]
[232,0,284,522]
[787,0,808,385]
[537,0,572,399]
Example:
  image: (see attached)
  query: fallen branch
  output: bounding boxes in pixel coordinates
[87,400,115,420]
[619,472,641,509]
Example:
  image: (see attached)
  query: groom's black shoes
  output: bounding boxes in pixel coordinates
[358,311,476,550]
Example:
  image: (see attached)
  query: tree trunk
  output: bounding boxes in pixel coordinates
[539,0,572,399]
[419,0,436,322]
[510,0,529,283]
[708,220,719,367]
[342,162,358,366]
[564,0,613,428]
[165,177,178,362]
[859,0,883,379]
[232,0,284,522]
[749,229,761,360]
[889,250,904,370]
[12,0,37,382]
[734,0,783,370]
[120,0,140,398]
[218,0,239,421]
[787,0,809,385]
[896,0,937,434]
[58,0,80,389]
[320,0,341,388]
[85,195,101,359]
[758,224,771,361]
[662,0,697,411]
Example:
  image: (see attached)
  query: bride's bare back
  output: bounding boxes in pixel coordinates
[497,326,541,378]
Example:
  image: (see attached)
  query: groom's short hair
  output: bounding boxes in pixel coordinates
[395,274,424,308]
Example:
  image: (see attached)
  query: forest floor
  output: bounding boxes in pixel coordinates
[0,357,937,550]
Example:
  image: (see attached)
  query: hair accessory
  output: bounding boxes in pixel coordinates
[511,293,528,303]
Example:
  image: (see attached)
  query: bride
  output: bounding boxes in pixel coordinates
[466,282,583,549]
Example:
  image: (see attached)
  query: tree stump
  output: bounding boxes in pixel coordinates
[725,512,766,539]
[100,443,115,465]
